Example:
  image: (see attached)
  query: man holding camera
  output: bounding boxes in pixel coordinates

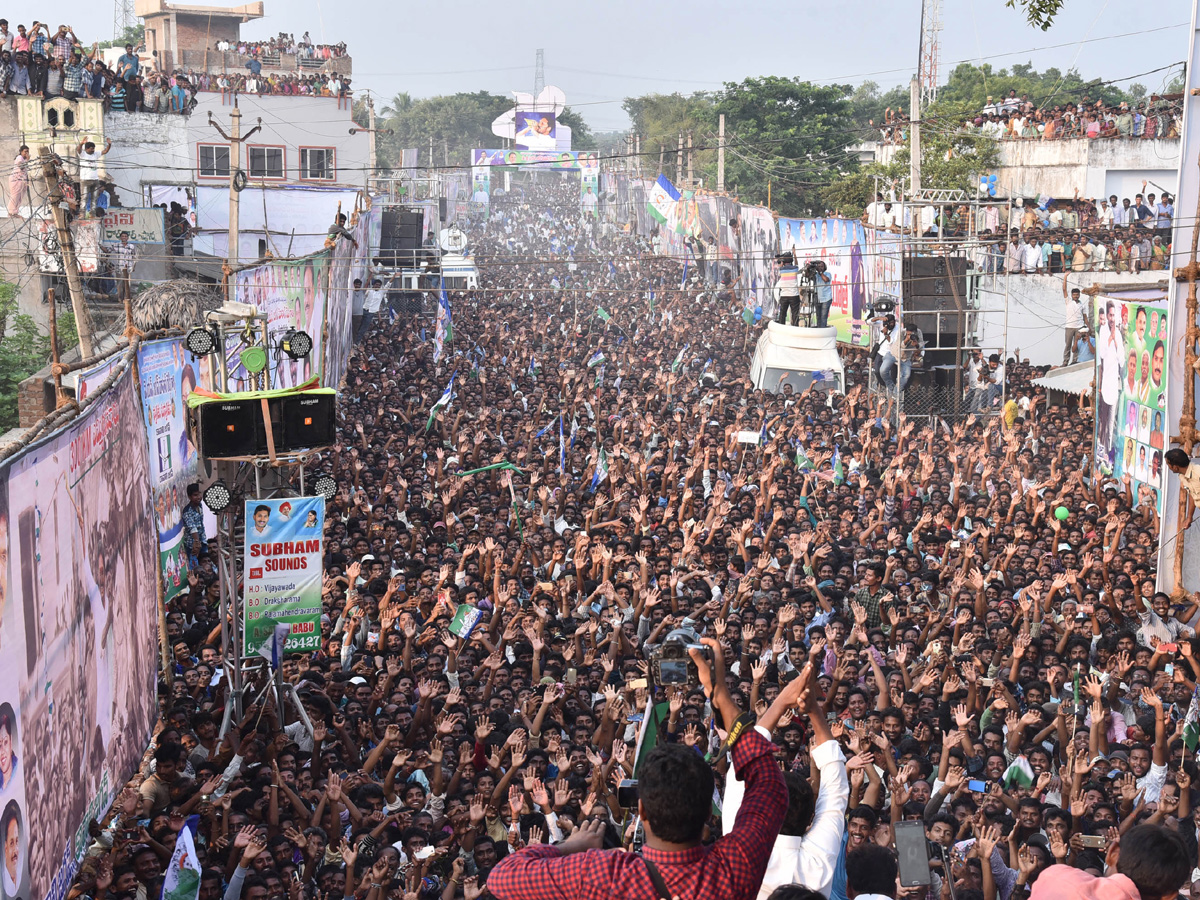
[812,261,833,329]
[487,637,788,900]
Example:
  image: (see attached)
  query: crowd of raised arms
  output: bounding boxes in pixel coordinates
[64,178,1199,900]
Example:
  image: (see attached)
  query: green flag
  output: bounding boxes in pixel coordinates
[596,307,612,322]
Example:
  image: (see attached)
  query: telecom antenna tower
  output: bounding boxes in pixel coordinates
[917,0,941,108]
[114,0,137,40]
[534,48,545,98]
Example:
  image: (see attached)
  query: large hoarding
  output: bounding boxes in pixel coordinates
[1,367,159,900]
[137,338,201,600]
[514,111,557,151]
[778,217,871,347]
[1094,294,1169,515]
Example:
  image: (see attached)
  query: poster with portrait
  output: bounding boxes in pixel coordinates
[514,111,557,150]
[234,254,329,391]
[778,217,871,347]
[1,367,158,900]
[1093,295,1168,516]
[242,497,325,656]
[137,338,200,601]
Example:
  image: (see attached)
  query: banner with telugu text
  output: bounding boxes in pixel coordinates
[0,368,159,900]
[137,338,201,601]
[242,497,325,656]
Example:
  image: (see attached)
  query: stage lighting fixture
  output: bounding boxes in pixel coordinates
[281,329,313,360]
[186,327,217,356]
[203,480,232,513]
[313,474,337,500]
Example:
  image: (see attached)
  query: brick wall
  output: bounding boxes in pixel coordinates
[175,14,242,51]
[17,372,50,428]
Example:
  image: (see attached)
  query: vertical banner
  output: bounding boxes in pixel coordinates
[778,217,871,347]
[234,255,329,391]
[1093,295,1168,515]
[242,497,325,656]
[2,368,159,900]
[137,338,201,600]
[737,206,779,318]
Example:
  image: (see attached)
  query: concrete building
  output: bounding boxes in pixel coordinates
[135,0,352,82]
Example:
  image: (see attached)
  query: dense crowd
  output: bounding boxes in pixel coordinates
[64,179,1200,900]
[873,95,1183,144]
[182,68,351,99]
[863,189,1174,274]
[215,32,349,61]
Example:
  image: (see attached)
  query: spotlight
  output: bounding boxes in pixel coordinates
[186,327,217,356]
[203,480,232,513]
[240,345,268,374]
[281,329,313,360]
[313,474,337,500]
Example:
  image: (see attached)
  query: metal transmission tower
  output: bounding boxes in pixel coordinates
[917,0,941,108]
[533,48,545,98]
[114,0,136,40]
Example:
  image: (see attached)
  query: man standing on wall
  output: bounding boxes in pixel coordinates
[1062,275,1088,366]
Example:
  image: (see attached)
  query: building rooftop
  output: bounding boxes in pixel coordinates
[135,0,264,22]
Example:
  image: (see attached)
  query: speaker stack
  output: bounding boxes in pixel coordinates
[380,207,426,268]
[196,393,337,459]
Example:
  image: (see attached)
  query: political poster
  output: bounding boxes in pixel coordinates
[1093,295,1168,516]
[1,367,159,900]
[778,217,871,347]
[234,254,329,391]
[325,209,372,391]
[242,496,325,656]
[137,338,201,601]
[471,149,600,172]
[100,208,166,244]
[514,111,557,151]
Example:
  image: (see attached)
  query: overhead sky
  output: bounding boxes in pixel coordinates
[51,0,1191,131]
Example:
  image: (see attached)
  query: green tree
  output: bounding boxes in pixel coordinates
[557,107,596,150]
[622,92,716,175]
[1006,0,1066,30]
[713,76,861,216]
[0,283,54,432]
[98,24,145,51]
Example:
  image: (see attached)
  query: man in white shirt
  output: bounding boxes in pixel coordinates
[1096,299,1125,462]
[1097,199,1114,229]
[1022,236,1043,273]
[356,277,387,341]
[77,136,111,216]
[722,663,849,900]
[1062,275,1087,365]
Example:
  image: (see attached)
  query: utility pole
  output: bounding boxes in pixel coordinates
[39,148,94,358]
[635,134,640,176]
[909,77,921,197]
[209,99,261,286]
[717,114,726,193]
[686,131,693,186]
[658,144,664,177]
[676,132,683,185]
[367,95,377,184]
[429,136,434,171]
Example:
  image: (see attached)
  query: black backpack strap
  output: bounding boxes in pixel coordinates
[641,857,673,900]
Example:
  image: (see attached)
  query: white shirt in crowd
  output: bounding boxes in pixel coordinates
[722,731,849,900]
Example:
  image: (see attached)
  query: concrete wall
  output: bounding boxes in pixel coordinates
[869,138,1181,200]
[174,49,352,77]
[973,270,1168,368]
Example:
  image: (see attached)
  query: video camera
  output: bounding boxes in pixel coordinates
[648,627,712,689]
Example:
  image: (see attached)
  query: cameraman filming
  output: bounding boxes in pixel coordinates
[812,261,833,329]
[487,637,788,900]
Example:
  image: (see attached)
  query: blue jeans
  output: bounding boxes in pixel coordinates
[355,310,376,341]
[879,354,911,391]
[815,299,831,329]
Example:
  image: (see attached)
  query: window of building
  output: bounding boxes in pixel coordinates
[300,147,335,180]
[248,146,285,179]
[199,144,230,177]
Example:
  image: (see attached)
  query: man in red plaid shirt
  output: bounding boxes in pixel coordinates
[487,638,790,900]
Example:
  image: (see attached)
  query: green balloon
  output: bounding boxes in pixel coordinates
[1054,506,1070,520]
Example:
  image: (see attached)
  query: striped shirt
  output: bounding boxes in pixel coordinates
[777,265,799,296]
